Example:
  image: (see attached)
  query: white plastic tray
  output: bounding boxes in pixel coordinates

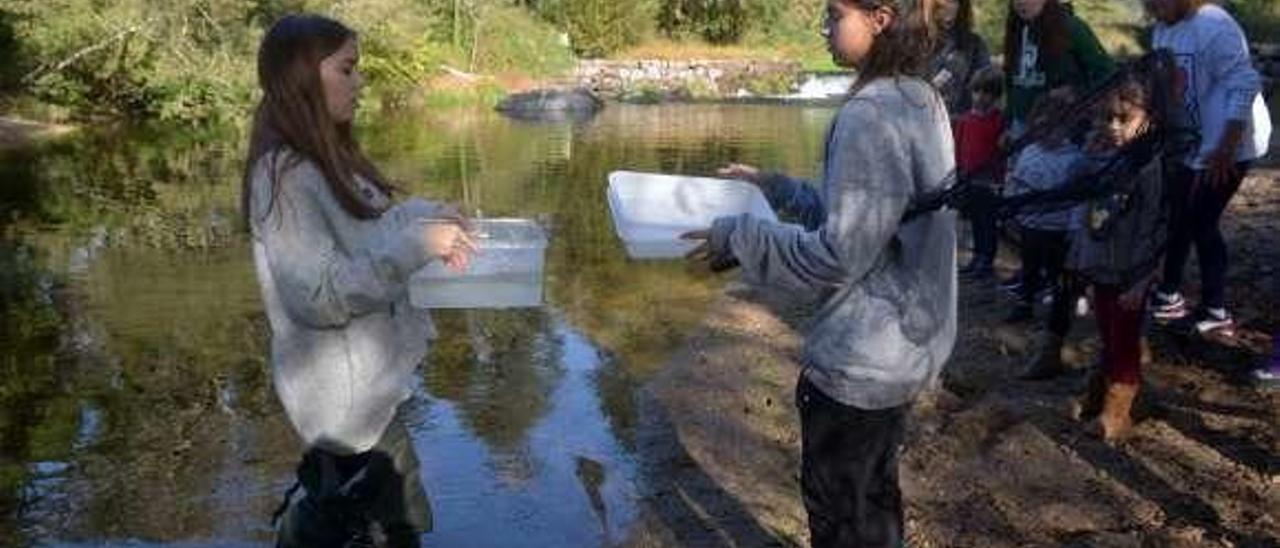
[409,219,547,309]
[607,170,778,259]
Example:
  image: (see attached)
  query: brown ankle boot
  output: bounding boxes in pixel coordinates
[1094,382,1138,442]
[1019,332,1065,380]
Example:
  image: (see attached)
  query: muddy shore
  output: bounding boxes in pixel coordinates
[625,166,1280,547]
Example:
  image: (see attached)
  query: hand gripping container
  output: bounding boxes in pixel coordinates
[409,219,548,309]
[606,171,778,259]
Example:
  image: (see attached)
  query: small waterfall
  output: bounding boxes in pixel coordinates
[781,72,856,100]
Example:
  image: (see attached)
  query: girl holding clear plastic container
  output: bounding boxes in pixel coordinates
[685,1,957,545]
[242,14,474,547]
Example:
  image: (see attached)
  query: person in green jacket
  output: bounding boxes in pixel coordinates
[1004,0,1115,136]
[999,0,1113,372]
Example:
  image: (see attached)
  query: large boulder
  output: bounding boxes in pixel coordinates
[495,88,604,123]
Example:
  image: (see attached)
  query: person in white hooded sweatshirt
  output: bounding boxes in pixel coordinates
[1144,0,1273,338]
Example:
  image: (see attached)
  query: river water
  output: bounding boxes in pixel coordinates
[0,103,835,546]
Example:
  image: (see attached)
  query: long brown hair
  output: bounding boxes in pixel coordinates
[947,0,978,50]
[839,0,949,92]
[1003,0,1071,71]
[241,14,393,230]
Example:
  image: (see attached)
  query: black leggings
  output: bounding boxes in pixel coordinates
[797,376,906,548]
[1158,162,1249,311]
[1048,274,1086,337]
[963,183,1001,265]
[1018,227,1069,308]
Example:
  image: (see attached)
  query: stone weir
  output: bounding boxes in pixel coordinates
[575,59,804,102]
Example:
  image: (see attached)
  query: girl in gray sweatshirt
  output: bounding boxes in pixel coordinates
[243,15,473,547]
[686,1,957,545]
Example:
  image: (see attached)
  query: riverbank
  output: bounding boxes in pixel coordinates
[624,167,1280,547]
[0,116,75,151]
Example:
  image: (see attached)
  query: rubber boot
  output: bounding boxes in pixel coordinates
[1070,367,1106,421]
[1019,332,1065,380]
[1092,382,1138,443]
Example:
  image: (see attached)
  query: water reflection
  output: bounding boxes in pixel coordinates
[0,242,70,543]
[411,317,640,546]
[425,309,565,457]
[0,103,833,545]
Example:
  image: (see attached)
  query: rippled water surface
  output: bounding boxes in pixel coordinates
[0,103,836,546]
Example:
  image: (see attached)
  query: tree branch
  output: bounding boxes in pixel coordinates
[22,26,141,85]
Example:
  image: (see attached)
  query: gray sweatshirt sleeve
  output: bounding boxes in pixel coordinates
[1203,24,1262,121]
[713,100,912,292]
[251,159,435,329]
[758,172,827,230]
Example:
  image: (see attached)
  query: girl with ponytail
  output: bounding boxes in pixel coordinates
[686,1,958,545]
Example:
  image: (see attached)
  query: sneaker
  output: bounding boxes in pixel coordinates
[1252,367,1280,389]
[1075,296,1091,317]
[1193,309,1237,339]
[1151,292,1188,322]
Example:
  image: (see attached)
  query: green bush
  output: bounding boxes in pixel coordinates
[1230,0,1280,42]
[471,6,575,76]
[556,0,655,58]
[0,9,22,91]
[326,0,446,106]
[659,0,746,44]
[1,0,573,123]
[741,0,822,45]
[4,0,261,124]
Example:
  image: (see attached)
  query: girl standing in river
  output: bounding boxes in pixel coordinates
[243,14,474,547]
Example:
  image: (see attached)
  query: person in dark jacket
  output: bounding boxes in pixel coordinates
[929,0,992,115]
[1065,74,1168,442]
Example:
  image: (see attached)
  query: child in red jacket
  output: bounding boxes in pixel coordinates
[955,67,1006,278]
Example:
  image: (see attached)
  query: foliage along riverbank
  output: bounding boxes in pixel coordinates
[15,0,1278,126]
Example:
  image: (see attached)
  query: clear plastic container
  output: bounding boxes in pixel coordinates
[409,219,548,309]
[607,171,778,259]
